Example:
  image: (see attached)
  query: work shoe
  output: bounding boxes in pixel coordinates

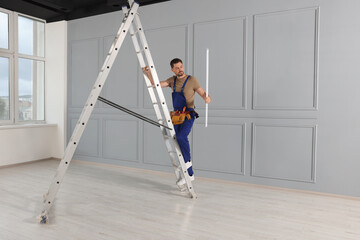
[176,178,187,192]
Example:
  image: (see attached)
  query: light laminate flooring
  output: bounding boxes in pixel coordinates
[0,159,359,240]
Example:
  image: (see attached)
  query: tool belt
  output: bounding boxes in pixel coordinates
[170,107,199,125]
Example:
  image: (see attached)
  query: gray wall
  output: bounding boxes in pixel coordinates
[67,0,360,197]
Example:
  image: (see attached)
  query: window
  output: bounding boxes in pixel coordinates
[0,56,10,120]
[0,8,45,124]
[18,58,45,121]
[18,16,45,57]
[0,11,9,49]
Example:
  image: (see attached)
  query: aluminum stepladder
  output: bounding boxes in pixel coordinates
[122,0,196,197]
[39,0,196,224]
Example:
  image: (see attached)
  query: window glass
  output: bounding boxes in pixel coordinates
[18,16,45,57]
[0,56,10,120]
[18,58,44,121]
[0,12,9,49]
[0,12,46,124]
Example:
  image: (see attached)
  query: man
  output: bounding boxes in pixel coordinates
[143,58,211,190]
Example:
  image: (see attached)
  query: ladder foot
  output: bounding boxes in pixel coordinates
[37,214,48,224]
[191,194,198,199]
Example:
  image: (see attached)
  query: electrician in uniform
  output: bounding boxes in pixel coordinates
[143,58,211,190]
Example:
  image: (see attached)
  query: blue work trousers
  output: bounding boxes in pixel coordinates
[174,115,195,176]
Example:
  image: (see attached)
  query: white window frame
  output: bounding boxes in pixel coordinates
[0,8,14,124]
[0,52,14,124]
[0,8,13,53]
[0,7,46,125]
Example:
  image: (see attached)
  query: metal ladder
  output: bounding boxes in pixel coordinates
[122,0,196,197]
[39,0,196,224]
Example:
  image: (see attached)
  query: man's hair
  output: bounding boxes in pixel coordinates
[170,58,182,68]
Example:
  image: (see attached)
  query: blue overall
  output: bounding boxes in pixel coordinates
[172,76,195,176]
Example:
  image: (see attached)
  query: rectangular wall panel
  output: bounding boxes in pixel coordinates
[71,118,99,157]
[143,123,175,166]
[70,39,99,107]
[143,25,188,109]
[194,17,247,110]
[103,36,139,108]
[102,119,139,162]
[251,123,317,182]
[193,123,245,175]
[253,8,319,110]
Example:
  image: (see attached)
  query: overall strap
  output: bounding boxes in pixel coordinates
[173,77,177,92]
[181,75,191,92]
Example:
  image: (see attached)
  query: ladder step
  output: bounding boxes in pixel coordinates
[185,161,192,169]
[130,31,138,36]
[147,84,156,88]
[189,175,195,181]
[163,134,171,139]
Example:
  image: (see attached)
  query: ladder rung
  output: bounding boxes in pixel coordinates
[164,134,175,139]
[147,84,155,88]
[188,175,195,181]
[185,161,192,169]
[130,31,138,36]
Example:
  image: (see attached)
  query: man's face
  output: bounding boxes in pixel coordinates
[171,62,184,77]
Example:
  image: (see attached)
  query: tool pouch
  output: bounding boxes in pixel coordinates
[170,107,191,125]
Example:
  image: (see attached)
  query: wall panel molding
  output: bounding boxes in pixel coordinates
[253,7,319,110]
[102,35,139,108]
[142,25,188,110]
[102,119,139,162]
[193,17,247,110]
[69,38,100,108]
[251,123,317,183]
[70,117,100,158]
[193,122,246,175]
[143,122,174,167]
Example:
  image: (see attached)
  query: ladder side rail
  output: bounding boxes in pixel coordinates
[122,6,179,169]
[131,15,174,137]
[130,10,197,198]
[124,14,164,124]
[162,131,182,175]
[39,3,139,221]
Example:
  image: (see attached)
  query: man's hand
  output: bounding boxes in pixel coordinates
[142,66,169,88]
[142,66,151,77]
[196,87,212,104]
[204,96,211,104]
[142,66,154,84]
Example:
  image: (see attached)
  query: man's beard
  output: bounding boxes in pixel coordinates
[177,72,184,77]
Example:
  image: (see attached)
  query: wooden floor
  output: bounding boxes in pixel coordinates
[0,159,359,240]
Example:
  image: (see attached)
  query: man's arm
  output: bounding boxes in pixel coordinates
[142,67,169,88]
[196,87,211,104]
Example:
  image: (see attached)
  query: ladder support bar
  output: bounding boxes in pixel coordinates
[98,96,172,130]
